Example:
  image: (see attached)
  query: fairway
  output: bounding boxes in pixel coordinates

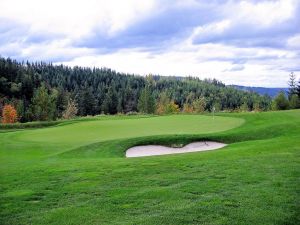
[0,111,299,225]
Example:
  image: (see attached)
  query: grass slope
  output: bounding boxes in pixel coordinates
[0,111,299,225]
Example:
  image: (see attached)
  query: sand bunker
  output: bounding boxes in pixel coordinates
[126,141,227,158]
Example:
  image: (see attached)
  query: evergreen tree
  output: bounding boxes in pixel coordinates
[55,87,69,118]
[117,94,123,113]
[95,83,105,114]
[123,86,135,113]
[102,86,118,114]
[288,72,297,99]
[77,88,96,116]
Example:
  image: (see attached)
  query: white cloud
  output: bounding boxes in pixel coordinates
[190,20,232,41]
[21,40,94,61]
[0,0,156,37]
[233,0,295,27]
[0,0,299,87]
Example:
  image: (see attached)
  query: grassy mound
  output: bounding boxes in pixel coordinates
[0,111,299,225]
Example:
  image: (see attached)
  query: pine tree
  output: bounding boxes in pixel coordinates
[55,87,69,118]
[109,86,118,114]
[288,72,297,99]
[117,95,123,113]
[77,88,96,116]
[102,86,118,114]
[123,86,135,113]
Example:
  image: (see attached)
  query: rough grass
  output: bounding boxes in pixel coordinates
[0,111,299,225]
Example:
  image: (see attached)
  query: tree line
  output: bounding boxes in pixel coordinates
[0,57,299,123]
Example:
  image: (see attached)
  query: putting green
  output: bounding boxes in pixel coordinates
[16,115,244,146]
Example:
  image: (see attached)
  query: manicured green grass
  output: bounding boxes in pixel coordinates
[0,111,299,225]
[16,115,243,145]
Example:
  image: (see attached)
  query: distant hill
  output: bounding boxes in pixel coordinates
[229,85,288,98]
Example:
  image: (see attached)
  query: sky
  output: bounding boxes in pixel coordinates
[0,0,300,87]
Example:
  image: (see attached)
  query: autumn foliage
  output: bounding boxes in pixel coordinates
[156,100,180,114]
[2,104,18,124]
[182,103,194,113]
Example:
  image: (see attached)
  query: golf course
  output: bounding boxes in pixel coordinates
[0,110,299,224]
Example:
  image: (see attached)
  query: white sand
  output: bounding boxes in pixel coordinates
[126,141,227,158]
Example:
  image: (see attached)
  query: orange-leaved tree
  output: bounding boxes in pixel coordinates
[2,104,18,124]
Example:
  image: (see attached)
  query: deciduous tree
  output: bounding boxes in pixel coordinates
[274,91,289,110]
[183,103,193,113]
[30,84,57,121]
[289,94,300,109]
[166,100,179,114]
[1,104,18,123]
[192,97,206,113]
[156,92,170,114]
[138,86,155,114]
[240,102,249,112]
[62,98,78,119]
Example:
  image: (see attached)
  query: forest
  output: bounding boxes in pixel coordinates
[0,57,299,123]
